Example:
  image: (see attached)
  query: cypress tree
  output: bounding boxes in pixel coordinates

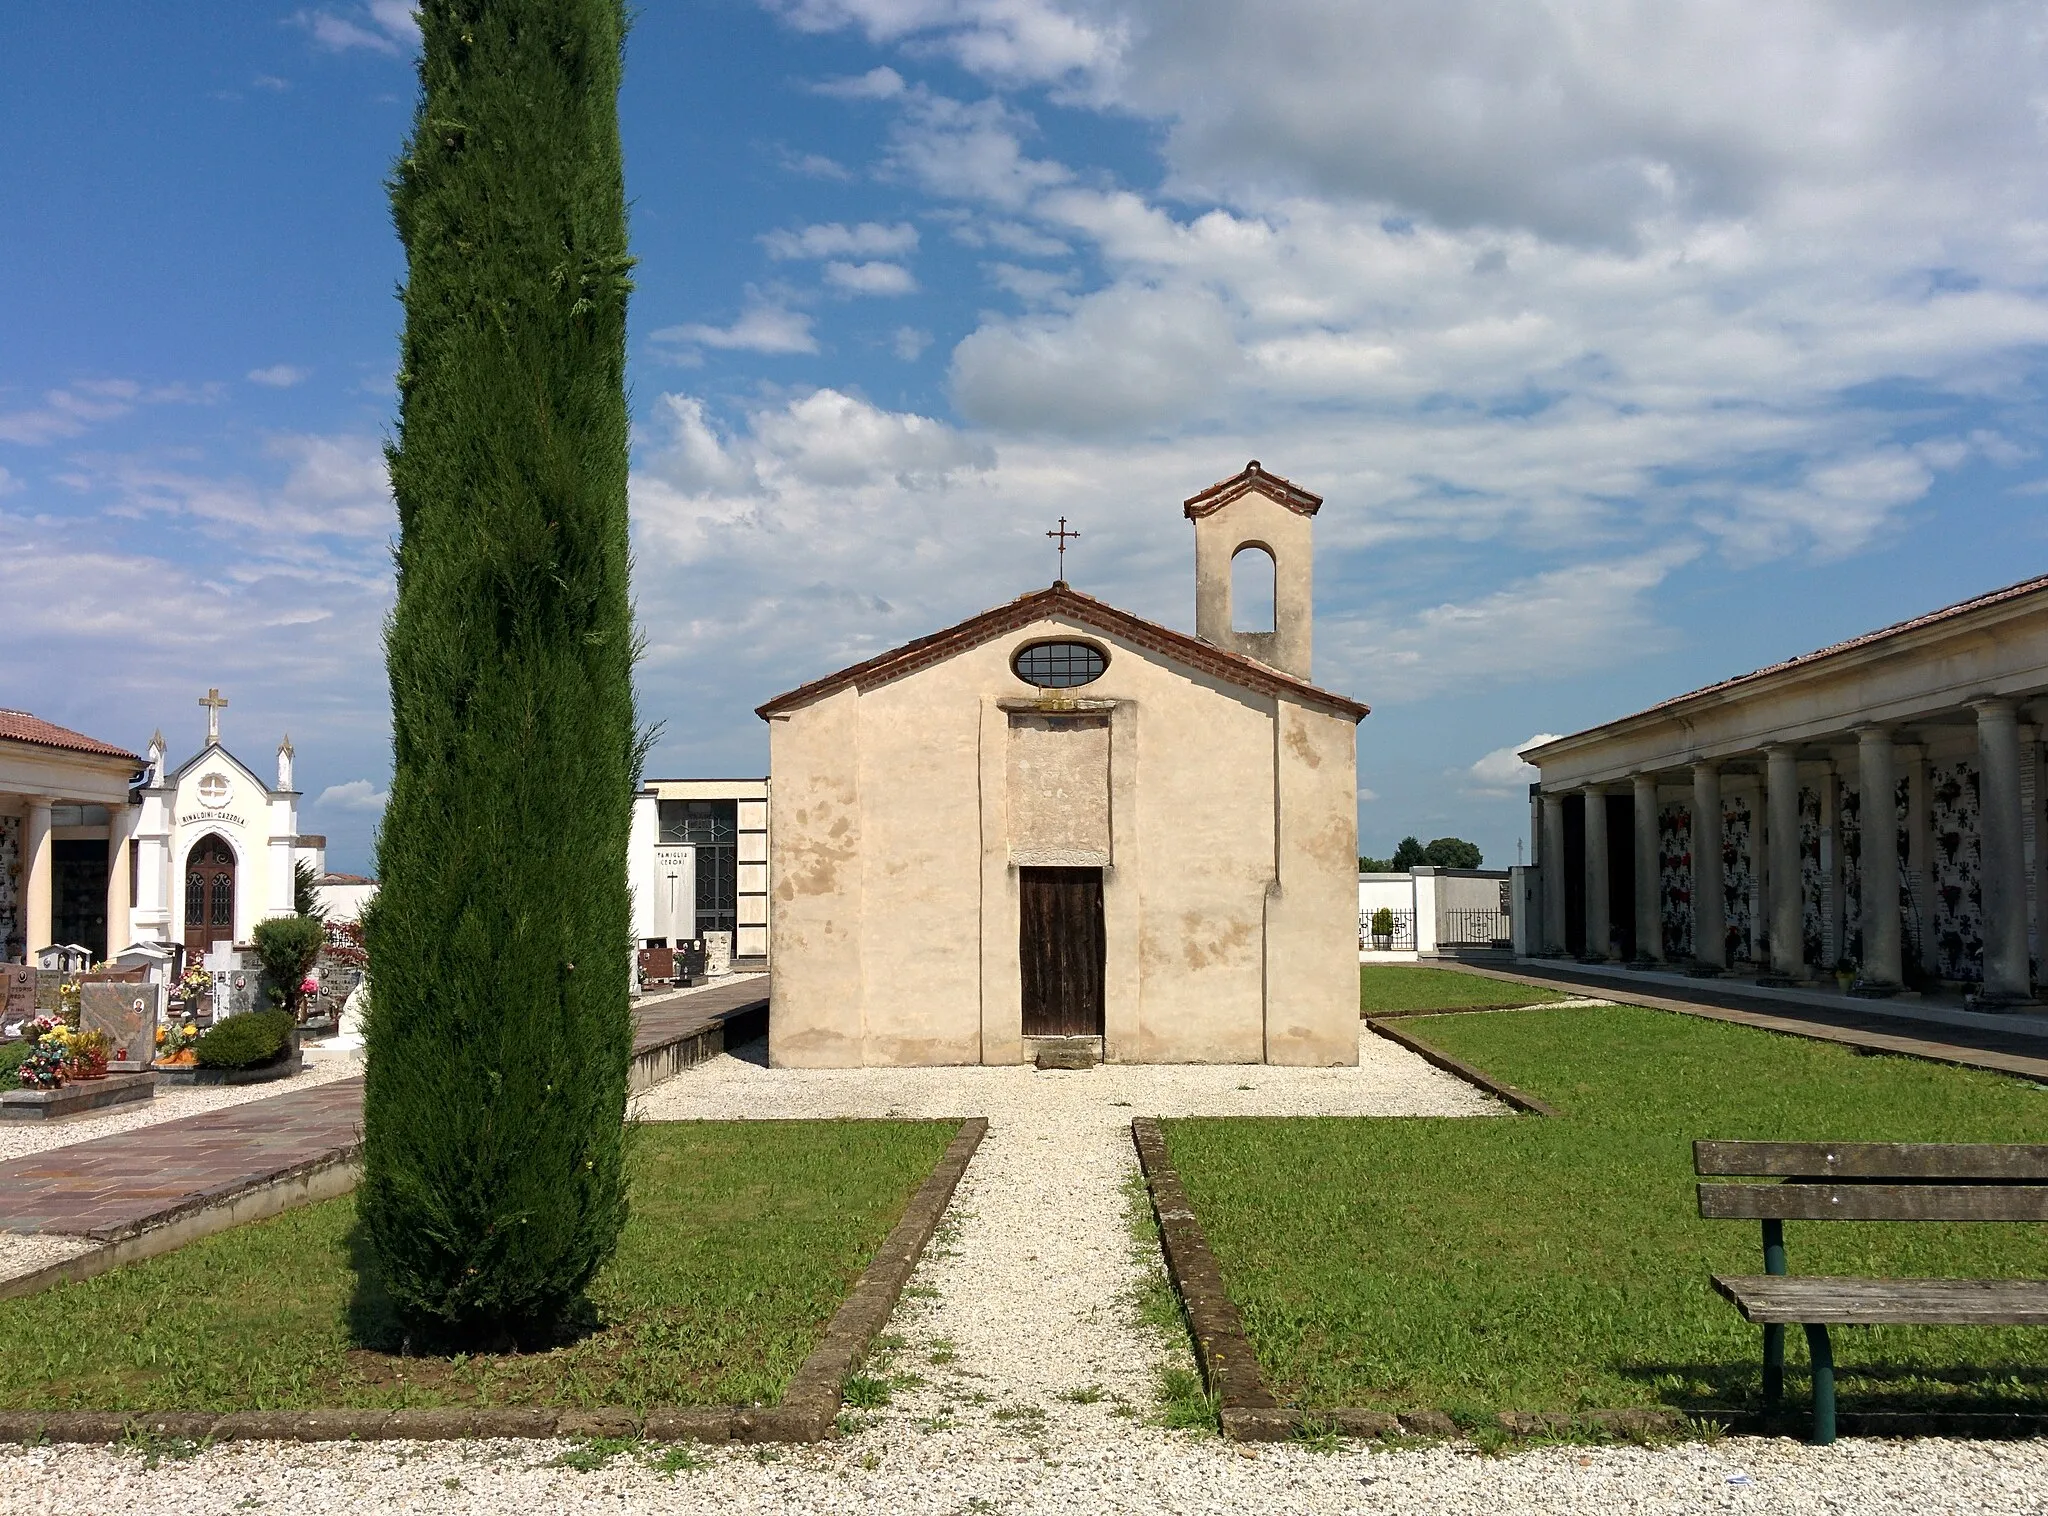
[362,0,639,1342]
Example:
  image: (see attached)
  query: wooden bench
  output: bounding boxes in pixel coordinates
[1696,1139,2048,1444]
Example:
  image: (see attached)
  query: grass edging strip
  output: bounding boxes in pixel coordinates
[1364,1018,1560,1117]
[0,1116,987,1447]
[1131,1116,1695,1444]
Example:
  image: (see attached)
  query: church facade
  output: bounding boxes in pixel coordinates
[0,696,319,967]
[758,463,1368,1068]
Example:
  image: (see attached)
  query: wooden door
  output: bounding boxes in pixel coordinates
[1020,866,1105,1037]
[183,835,236,954]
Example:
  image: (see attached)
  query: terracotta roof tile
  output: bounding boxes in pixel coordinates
[756,583,1369,722]
[1528,570,2048,757]
[1183,460,1322,520]
[0,710,139,764]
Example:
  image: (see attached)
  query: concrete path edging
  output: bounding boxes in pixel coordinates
[0,1115,987,1446]
[1362,1019,1559,1116]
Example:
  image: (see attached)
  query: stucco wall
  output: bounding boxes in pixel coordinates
[767,613,1360,1067]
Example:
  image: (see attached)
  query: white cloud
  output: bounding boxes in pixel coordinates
[294,1,416,54]
[812,65,905,100]
[0,380,216,446]
[769,2,1120,87]
[950,283,1238,433]
[652,299,818,355]
[85,433,393,539]
[887,91,1069,209]
[763,221,919,260]
[777,149,855,181]
[824,260,918,295]
[1466,735,1562,798]
[892,326,932,360]
[247,364,311,388]
[1327,548,1699,704]
[318,779,389,811]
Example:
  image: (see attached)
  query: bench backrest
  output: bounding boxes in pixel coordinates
[1695,1140,2048,1223]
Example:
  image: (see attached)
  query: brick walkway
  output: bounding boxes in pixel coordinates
[0,982,774,1243]
[1449,962,2048,1082]
[0,1077,364,1240]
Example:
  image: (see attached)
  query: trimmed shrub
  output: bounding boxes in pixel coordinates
[362,0,639,1343]
[196,1010,295,1070]
[253,915,327,1015]
[0,1040,31,1080]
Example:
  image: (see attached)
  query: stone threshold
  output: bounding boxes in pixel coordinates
[0,1116,987,1445]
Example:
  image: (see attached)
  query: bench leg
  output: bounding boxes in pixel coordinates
[1803,1323,1835,1445]
[1763,1324,1784,1408]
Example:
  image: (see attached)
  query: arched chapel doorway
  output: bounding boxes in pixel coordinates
[184,834,237,955]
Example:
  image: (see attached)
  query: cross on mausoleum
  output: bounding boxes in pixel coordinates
[199,687,229,744]
[1046,517,1079,582]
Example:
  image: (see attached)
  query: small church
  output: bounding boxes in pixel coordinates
[758,462,1369,1068]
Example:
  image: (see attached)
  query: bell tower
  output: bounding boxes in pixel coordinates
[1184,461,1321,680]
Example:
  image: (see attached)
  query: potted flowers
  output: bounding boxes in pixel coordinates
[155,1017,202,1068]
[61,1026,111,1081]
[176,963,216,1020]
[1834,956,1858,993]
[1370,907,1396,951]
[15,1018,64,1089]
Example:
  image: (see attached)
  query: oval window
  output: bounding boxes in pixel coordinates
[1013,640,1107,689]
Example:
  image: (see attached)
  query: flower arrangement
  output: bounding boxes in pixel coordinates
[178,964,215,1002]
[156,1016,202,1066]
[61,1026,111,1081]
[56,979,81,1019]
[15,1017,64,1089]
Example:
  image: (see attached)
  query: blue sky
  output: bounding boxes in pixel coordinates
[5,1,2046,875]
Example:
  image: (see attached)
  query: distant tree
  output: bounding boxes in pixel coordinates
[1378,835,1485,870]
[1423,837,1484,869]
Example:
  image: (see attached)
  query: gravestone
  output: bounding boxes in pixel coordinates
[80,982,160,1071]
[704,931,733,978]
[34,971,63,1013]
[2,964,34,1026]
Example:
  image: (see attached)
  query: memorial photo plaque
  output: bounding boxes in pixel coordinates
[80,982,159,1071]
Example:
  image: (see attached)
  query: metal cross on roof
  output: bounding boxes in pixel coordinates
[1046,517,1079,583]
[198,687,228,744]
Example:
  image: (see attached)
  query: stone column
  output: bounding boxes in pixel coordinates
[1819,766,1844,967]
[2031,732,2048,971]
[1765,746,1804,979]
[106,802,140,956]
[24,799,53,954]
[1692,762,1725,971]
[1541,792,1567,954]
[1976,699,2033,1004]
[1583,787,1611,961]
[1857,727,1902,988]
[1633,774,1663,963]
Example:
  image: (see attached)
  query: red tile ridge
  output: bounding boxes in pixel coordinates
[755,581,1368,722]
[0,710,139,764]
[1182,460,1323,520]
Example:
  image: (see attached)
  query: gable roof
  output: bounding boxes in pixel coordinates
[1183,460,1322,520]
[0,709,138,764]
[168,741,271,791]
[756,582,1369,722]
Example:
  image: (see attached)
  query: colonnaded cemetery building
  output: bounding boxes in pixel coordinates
[1523,573,2048,1004]
[758,463,1368,1068]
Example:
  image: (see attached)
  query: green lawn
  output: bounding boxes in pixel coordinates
[1358,964,1567,1016]
[1165,1005,2048,1420]
[0,1119,956,1412]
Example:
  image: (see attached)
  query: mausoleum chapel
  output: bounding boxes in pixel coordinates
[757,462,1369,1069]
[0,692,323,966]
[1522,573,2048,1005]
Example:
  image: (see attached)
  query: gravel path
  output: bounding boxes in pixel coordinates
[7,1409,2048,1513]
[8,1031,2048,1510]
